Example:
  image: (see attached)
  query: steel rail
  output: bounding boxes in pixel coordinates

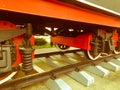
[35,49,81,58]
[0,51,119,90]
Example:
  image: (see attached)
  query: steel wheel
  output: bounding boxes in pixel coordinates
[84,50,101,60]
[55,44,70,51]
[114,47,120,54]
[0,71,17,84]
[84,36,102,60]
[0,21,19,84]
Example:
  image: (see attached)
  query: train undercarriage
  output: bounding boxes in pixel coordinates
[0,21,34,84]
[51,28,120,60]
[0,0,120,85]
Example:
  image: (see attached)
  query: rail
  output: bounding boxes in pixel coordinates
[0,48,119,90]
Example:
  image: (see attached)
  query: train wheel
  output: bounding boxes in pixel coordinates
[84,36,102,60]
[0,72,17,84]
[0,21,19,84]
[84,50,101,60]
[55,44,70,51]
[114,47,120,54]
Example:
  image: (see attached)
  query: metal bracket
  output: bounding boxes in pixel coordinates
[0,46,12,73]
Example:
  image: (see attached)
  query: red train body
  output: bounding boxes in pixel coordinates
[0,0,120,84]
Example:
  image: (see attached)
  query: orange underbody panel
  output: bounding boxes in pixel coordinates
[0,0,120,28]
[0,21,34,67]
[112,30,119,47]
[12,35,34,67]
[51,33,92,50]
[0,21,19,67]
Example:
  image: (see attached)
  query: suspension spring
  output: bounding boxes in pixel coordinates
[117,39,120,51]
[98,40,102,52]
[90,37,100,56]
[20,48,33,74]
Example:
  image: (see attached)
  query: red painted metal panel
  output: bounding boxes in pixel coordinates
[12,35,34,66]
[0,0,120,27]
[0,21,34,66]
[51,33,92,50]
[112,30,119,47]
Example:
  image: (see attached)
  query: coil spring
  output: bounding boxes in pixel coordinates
[98,40,103,52]
[21,49,33,73]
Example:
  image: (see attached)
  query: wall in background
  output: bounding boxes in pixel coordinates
[86,0,120,13]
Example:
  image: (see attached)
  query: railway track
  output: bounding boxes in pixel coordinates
[0,48,120,90]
